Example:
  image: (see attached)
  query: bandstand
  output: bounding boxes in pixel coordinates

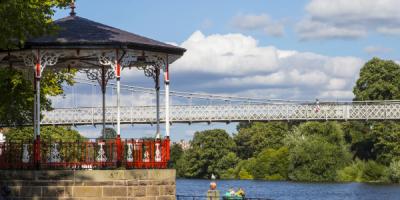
[0,3,185,171]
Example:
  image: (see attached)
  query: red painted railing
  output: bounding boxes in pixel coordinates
[0,138,170,169]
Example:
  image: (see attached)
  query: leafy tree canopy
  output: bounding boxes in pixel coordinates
[99,127,117,139]
[234,122,289,159]
[169,143,184,169]
[252,147,290,180]
[353,57,400,101]
[181,129,237,178]
[0,68,75,126]
[285,122,351,182]
[0,0,73,49]
[5,126,85,142]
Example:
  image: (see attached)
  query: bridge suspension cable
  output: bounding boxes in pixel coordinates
[73,78,400,105]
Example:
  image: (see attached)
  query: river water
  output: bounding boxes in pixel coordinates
[176,179,400,200]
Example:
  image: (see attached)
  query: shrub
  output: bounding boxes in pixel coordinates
[238,169,253,180]
[361,160,390,183]
[389,159,400,183]
[337,160,364,182]
[253,147,289,180]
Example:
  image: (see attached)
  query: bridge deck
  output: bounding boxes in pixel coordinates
[41,102,400,125]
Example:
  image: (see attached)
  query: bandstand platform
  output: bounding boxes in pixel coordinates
[0,1,185,199]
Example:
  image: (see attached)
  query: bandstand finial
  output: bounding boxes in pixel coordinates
[70,0,76,16]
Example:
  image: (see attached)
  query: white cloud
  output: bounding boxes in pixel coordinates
[364,45,393,55]
[173,31,364,100]
[297,0,400,39]
[376,27,400,36]
[296,19,367,40]
[173,31,279,75]
[231,14,285,37]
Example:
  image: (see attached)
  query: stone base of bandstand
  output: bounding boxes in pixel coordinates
[0,169,176,200]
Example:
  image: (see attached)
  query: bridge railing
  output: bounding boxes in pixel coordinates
[41,101,400,125]
[0,138,170,170]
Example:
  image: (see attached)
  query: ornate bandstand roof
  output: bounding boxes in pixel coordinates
[0,11,186,70]
[25,15,186,55]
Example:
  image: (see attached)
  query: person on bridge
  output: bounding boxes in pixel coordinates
[315,98,320,113]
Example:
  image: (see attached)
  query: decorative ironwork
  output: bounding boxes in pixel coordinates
[21,50,60,73]
[83,68,115,86]
[0,138,170,169]
[22,144,30,163]
[96,142,107,162]
[48,143,61,163]
[155,143,161,162]
[39,102,400,125]
[127,143,134,162]
[137,55,165,82]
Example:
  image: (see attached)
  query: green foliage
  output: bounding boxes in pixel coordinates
[232,158,257,179]
[0,0,73,49]
[220,168,236,179]
[371,121,400,165]
[0,69,35,125]
[285,122,351,182]
[6,126,85,142]
[389,159,400,183]
[337,160,364,182]
[294,121,345,145]
[100,127,117,139]
[252,147,289,180]
[169,143,184,169]
[234,122,289,159]
[238,169,253,180]
[175,154,190,178]
[342,121,376,160]
[337,160,390,183]
[353,57,400,101]
[287,135,350,182]
[0,68,75,126]
[180,129,237,178]
[361,160,389,183]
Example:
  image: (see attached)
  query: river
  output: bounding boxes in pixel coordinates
[176,179,400,200]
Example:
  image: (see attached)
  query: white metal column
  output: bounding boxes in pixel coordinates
[164,55,170,137]
[35,50,41,137]
[115,49,121,136]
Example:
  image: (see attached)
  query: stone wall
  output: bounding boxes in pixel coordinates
[0,169,175,200]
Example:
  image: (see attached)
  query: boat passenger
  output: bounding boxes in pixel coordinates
[236,188,245,198]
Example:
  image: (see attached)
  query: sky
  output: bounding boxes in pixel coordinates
[52,0,400,141]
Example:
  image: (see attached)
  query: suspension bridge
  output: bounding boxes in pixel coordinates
[41,80,400,126]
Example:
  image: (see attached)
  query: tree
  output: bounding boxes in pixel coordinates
[351,57,400,168]
[169,143,184,169]
[0,68,75,126]
[5,126,85,142]
[0,0,73,49]
[0,1,76,126]
[285,122,351,182]
[99,127,117,139]
[342,121,376,161]
[371,121,400,165]
[252,147,289,180]
[234,122,289,159]
[181,129,237,178]
[353,57,400,101]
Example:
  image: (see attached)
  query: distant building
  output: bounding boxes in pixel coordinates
[175,140,191,150]
[0,131,5,143]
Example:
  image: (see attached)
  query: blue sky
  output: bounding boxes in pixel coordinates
[52,0,400,141]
